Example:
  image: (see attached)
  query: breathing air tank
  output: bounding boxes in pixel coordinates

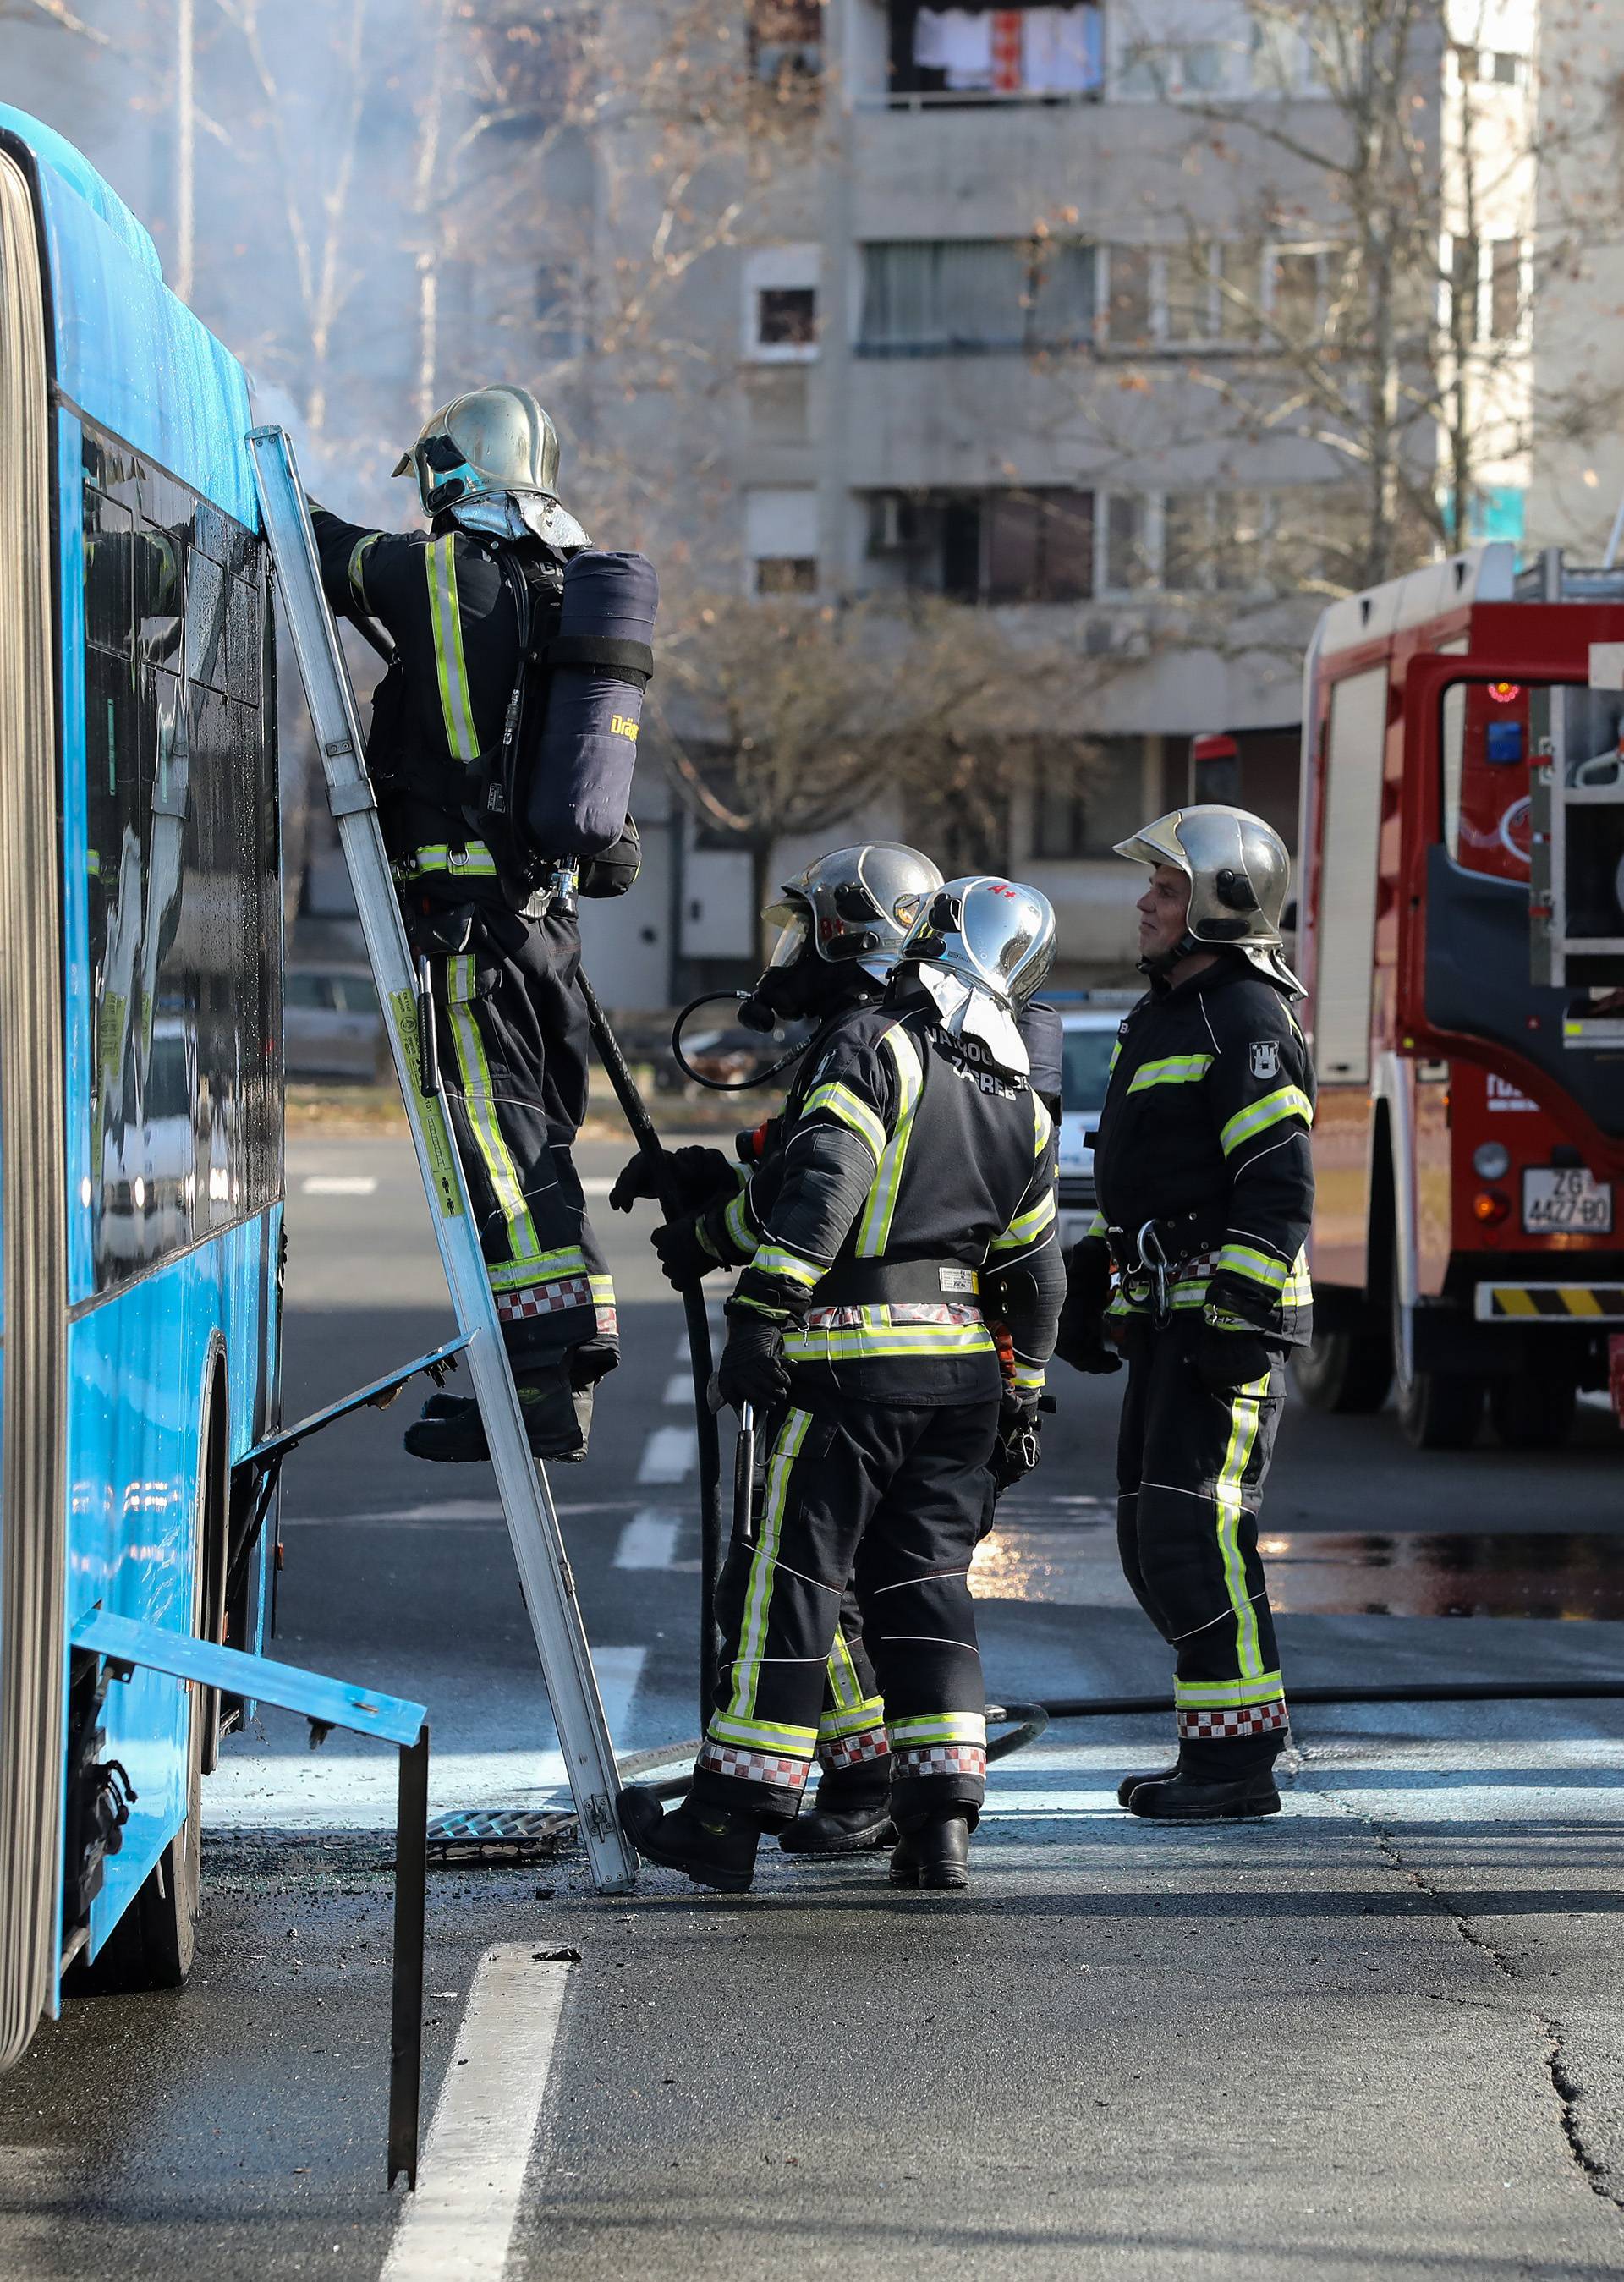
[527,550,658,858]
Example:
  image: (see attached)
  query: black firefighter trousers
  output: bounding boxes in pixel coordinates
[692,1391,1002,1833]
[1116,1316,1290,1774]
[428,913,616,1382]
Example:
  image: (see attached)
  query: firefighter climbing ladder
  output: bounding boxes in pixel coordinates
[248,425,637,1895]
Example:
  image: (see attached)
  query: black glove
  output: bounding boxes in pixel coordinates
[650,1215,717,1292]
[1190,1319,1274,1395]
[716,1314,791,1411]
[1053,1237,1122,1375]
[990,1392,1042,1496]
[609,1144,735,1216]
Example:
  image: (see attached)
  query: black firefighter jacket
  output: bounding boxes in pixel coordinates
[1086,954,1316,1345]
[700,985,1066,1409]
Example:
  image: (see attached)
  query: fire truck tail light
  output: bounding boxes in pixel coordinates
[1473,1188,1512,1225]
[1473,1142,1512,1179]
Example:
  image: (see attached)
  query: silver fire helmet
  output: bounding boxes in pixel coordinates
[392,385,589,548]
[1114,803,1301,991]
[763,843,945,982]
[898,875,1057,1077]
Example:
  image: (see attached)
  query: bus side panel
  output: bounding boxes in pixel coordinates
[56,408,93,1303]
[69,1212,274,1957]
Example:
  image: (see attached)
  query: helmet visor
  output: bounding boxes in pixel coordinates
[766,912,810,969]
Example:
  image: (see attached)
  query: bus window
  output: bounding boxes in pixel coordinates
[80,430,282,1290]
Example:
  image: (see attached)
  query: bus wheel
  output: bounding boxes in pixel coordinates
[1292,1330,1392,1413]
[1489,1367,1577,1452]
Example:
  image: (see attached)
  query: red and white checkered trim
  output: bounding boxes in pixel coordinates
[697,1742,810,1791]
[1177,1699,1288,1742]
[892,1743,987,1780]
[497,1276,594,1322]
[595,1304,619,1338]
[819,1726,890,1772]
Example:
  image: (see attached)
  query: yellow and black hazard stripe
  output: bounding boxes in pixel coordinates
[1476,1284,1624,1322]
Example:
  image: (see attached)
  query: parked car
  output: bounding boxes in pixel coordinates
[1056,1000,1135,1251]
[284,965,388,1081]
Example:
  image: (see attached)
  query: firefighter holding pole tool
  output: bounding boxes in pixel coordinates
[307,386,656,1466]
[1055,804,1314,1824]
[616,861,1065,1893]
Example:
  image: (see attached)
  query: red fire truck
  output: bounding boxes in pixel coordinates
[1281,540,1624,1451]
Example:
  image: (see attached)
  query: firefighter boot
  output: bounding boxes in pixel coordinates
[888,1812,973,1891]
[1116,1765,1178,1808]
[778,1759,894,1856]
[617,1786,761,1893]
[402,1369,591,1464]
[1125,1763,1281,1822]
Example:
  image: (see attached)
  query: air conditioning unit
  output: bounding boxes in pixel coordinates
[1082,612,1151,656]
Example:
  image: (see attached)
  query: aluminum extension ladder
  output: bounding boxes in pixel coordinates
[248,425,636,1895]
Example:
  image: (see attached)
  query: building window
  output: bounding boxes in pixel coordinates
[889,3,1103,102]
[1103,495,1151,592]
[1031,738,1146,858]
[755,557,819,595]
[743,245,820,362]
[858,239,1095,356]
[745,485,819,595]
[751,0,822,85]
[1490,238,1522,340]
[1451,235,1481,342]
[864,488,1094,603]
[1102,246,1152,343]
[758,286,816,348]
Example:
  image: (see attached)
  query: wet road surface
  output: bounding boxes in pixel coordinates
[2,1133,1622,2279]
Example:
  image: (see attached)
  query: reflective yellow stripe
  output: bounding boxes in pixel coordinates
[989,1190,1057,1253]
[856,1025,923,1257]
[348,531,379,609]
[1221,1085,1314,1156]
[1127,1053,1213,1094]
[398,841,498,880]
[487,1248,592,1292]
[755,1243,822,1290]
[1010,1359,1045,1391]
[1175,1671,1284,1709]
[886,1712,986,1747]
[724,1188,757,1255]
[1495,1287,1539,1317]
[1084,1209,1107,1240]
[1034,1094,1052,1155]
[1214,1376,1269,1680]
[444,974,546,1270]
[728,1408,812,1722]
[783,1319,995,1363]
[804,1081,887,1161]
[826,1627,864,1714]
[818,1698,887,1741]
[426,535,478,762]
[707,1712,819,1753]
[1215,1242,1289,1293]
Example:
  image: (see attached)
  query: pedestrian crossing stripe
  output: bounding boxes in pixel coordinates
[1474,1284,1624,1321]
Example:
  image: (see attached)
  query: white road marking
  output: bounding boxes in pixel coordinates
[638,1425,696,1484]
[380,1945,571,2282]
[300,1174,378,1196]
[614,1511,680,1570]
[663,1371,693,1407]
[579,1176,617,1197]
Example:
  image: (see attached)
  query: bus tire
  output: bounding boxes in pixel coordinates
[1291,1330,1392,1413]
[1489,1366,1577,1451]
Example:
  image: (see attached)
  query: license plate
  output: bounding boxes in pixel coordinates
[1522,1166,1615,1235]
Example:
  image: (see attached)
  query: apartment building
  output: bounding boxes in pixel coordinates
[597,0,1540,1008]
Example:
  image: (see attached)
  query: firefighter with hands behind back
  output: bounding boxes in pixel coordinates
[1056,804,1315,1824]
[616,862,1065,1893]
[308,386,650,1467]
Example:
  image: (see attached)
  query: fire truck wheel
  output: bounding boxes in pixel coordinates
[1395,1365,1485,1451]
[1488,1367,1577,1451]
[1291,1330,1393,1414]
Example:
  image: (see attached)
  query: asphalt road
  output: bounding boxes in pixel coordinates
[3,1132,1624,2280]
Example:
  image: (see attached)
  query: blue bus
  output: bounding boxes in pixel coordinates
[0,108,283,2061]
